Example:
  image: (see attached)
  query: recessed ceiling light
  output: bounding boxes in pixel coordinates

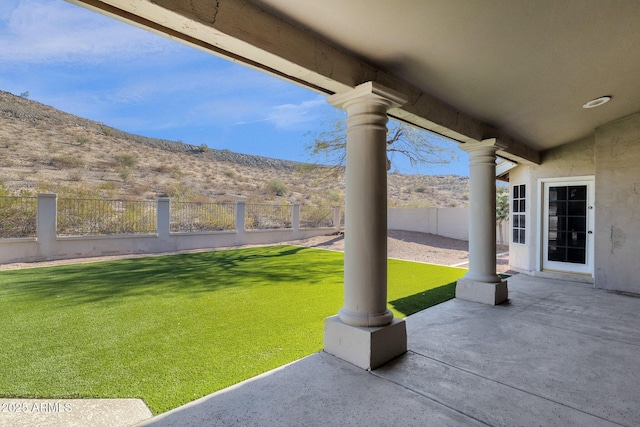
[583,96,611,109]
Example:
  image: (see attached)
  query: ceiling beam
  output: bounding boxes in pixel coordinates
[69,0,540,164]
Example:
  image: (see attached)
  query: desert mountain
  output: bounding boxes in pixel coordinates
[0,90,469,207]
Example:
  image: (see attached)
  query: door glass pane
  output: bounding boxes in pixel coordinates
[547,185,587,264]
[548,246,563,261]
[556,232,567,246]
[567,217,586,232]
[568,201,586,215]
[567,248,586,263]
[569,186,586,200]
[549,187,567,201]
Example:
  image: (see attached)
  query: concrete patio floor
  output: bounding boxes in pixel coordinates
[138,274,640,427]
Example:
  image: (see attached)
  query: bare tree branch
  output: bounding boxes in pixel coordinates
[305,119,455,173]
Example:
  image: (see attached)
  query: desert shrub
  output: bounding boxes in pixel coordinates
[131,183,152,197]
[0,197,37,238]
[114,153,138,182]
[51,155,84,169]
[266,179,288,196]
[100,125,112,137]
[118,166,132,181]
[114,153,138,168]
[163,182,198,202]
[63,129,91,146]
[156,164,172,173]
[300,204,333,228]
[35,182,100,199]
[170,167,183,180]
[295,163,318,174]
[404,199,432,208]
[414,185,427,193]
[98,182,118,192]
[325,189,343,204]
[245,203,291,230]
[0,181,37,238]
[75,134,90,145]
[57,198,156,236]
[170,201,235,232]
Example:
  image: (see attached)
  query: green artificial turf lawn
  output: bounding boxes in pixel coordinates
[0,245,465,414]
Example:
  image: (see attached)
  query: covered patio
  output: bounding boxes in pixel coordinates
[54,1,640,424]
[139,273,640,426]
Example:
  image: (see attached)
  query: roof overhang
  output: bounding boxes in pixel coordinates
[68,0,640,167]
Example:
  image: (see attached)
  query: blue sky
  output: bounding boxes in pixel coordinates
[0,0,469,176]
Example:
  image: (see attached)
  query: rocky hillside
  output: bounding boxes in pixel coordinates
[0,90,469,207]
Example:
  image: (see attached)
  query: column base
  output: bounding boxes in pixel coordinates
[323,315,407,370]
[456,278,508,305]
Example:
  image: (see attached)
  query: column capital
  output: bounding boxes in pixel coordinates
[458,138,504,154]
[328,82,407,111]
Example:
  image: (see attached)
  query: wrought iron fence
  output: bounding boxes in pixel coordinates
[245,203,292,230]
[1,196,335,239]
[0,196,37,238]
[300,204,333,229]
[57,198,157,236]
[170,201,235,232]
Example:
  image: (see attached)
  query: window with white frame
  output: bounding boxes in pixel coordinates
[512,184,526,244]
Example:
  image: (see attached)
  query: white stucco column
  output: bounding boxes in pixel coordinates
[456,139,508,305]
[36,193,57,258]
[323,82,407,370]
[157,197,170,240]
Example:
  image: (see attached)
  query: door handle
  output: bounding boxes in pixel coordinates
[588,231,593,234]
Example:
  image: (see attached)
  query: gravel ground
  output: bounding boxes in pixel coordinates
[289,230,511,273]
[0,230,511,273]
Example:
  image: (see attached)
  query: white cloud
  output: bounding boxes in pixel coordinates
[0,2,339,140]
[231,97,336,131]
[266,98,329,129]
[102,67,260,105]
[0,0,180,63]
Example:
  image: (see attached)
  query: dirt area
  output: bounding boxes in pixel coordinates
[0,230,511,273]
[291,230,511,273]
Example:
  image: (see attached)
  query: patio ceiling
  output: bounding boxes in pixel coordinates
[71,0,640,164]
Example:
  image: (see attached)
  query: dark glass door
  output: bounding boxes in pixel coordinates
[547,185,587,264]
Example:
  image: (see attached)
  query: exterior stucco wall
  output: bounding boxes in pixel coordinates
[388,207,434,234]
[594,113,640,293]
[388,207,507,243]
[509,136,595,273]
